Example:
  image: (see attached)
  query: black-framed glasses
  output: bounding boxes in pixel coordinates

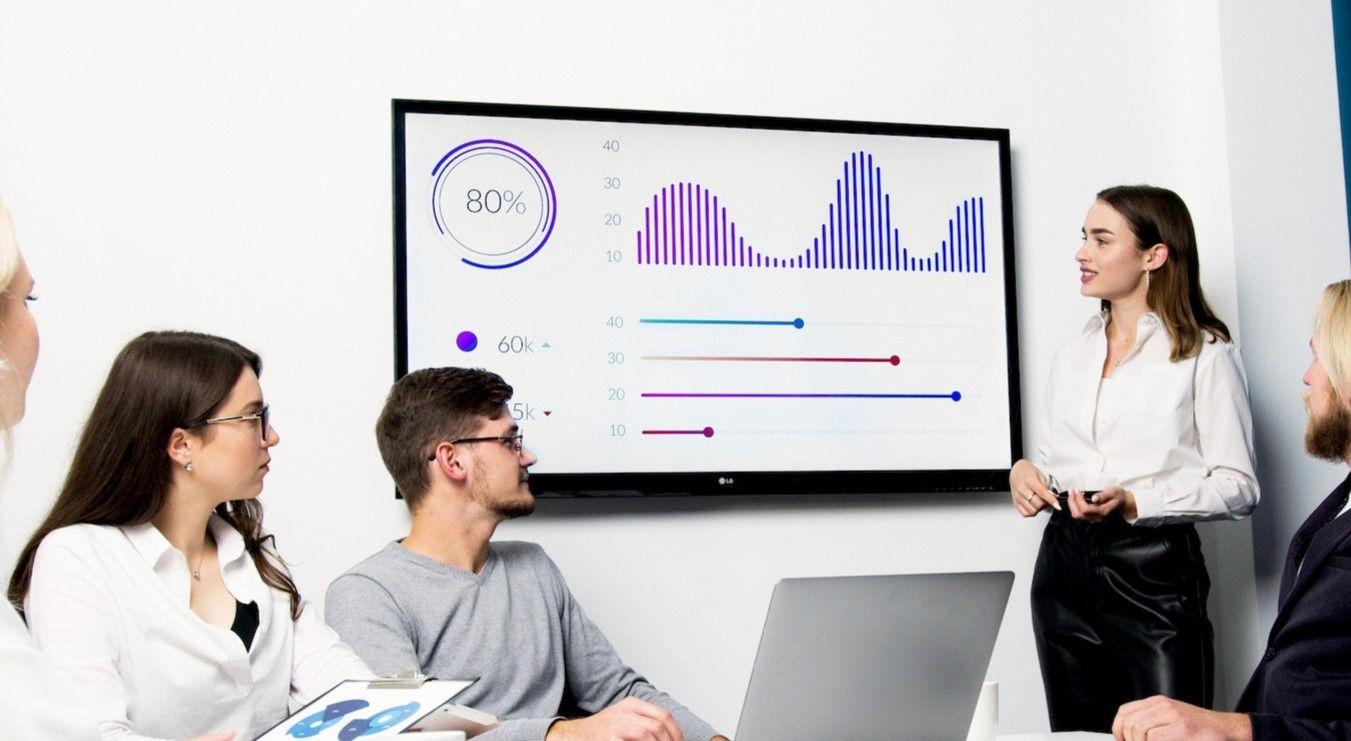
[426,431,524,460]
[196,404,270,441]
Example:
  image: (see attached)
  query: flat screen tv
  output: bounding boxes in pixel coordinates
[393,100,1020,496]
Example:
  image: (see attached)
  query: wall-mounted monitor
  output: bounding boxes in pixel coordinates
[393,100,1020,496]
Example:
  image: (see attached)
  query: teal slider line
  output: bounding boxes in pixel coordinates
[639,317,805,328]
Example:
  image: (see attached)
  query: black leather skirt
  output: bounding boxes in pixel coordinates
[1030,509,1213,732]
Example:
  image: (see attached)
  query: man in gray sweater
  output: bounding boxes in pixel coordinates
[325,367,726,741]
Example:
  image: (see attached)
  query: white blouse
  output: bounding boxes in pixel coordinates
[24,514,372,740]
[1035,311,1259,526]
[0,603,100,739]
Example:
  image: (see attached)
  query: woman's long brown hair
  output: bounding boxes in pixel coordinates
[8,331,302,619]
[1096,185,1230,361]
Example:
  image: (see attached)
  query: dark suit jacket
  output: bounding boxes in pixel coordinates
[1237,471,1351,740]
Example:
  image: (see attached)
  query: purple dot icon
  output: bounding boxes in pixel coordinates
[456,331,478,352]
[702,426,715,437]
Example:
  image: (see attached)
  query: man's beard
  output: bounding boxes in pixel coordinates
[1306,396,1351,461]
[470,472,536,519]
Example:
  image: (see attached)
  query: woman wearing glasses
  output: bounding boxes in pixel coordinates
[8,331,371,740]
[1008,185,1258,732]
[0,200,100,739]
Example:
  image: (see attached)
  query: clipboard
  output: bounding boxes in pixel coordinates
[253,671,499,740]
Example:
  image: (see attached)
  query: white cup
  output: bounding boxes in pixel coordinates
[965,680,998,741]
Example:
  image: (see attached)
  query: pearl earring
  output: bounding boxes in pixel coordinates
[1145,270,1152,290]
[185,461,194,472]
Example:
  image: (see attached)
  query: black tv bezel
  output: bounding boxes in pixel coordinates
[393,99,1021,498]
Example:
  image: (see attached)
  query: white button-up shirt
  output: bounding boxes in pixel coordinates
[24,514,372,740]
[1035,311,1259,526]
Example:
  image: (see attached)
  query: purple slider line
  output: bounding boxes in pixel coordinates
[641,392,958,399]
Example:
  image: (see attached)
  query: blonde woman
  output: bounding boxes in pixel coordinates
[0,198,100,739]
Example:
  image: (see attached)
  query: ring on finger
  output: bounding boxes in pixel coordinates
[1025,492,1035,502]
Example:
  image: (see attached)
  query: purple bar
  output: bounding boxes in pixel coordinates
[955,206,963,272]
[712,196,720,265]
[660,188,668,264]
[740,236,746,266]
[702,187,710,266]
[966,199,974,273]
[721,206,728,266]
[731,223,738,266]
[818,226,825,268]
[686,183,694,266]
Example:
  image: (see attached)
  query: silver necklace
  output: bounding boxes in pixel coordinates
[192,548,206,581]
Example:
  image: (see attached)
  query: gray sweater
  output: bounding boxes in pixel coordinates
[324,541,719,741]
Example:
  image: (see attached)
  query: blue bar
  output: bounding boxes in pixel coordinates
[979,197,986,272]
[865,154,875,269]
[842,160,852,269]
[884,195,892,270]
[829,201,837,269]
[852,153,861,270]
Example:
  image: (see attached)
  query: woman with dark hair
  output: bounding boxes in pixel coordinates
[1008,186,1259,732]
[8,331,370,740]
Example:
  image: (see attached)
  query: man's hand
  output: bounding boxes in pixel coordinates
[546,697,684,741]
[1068,485,1136,522]
[1112,695,1252,741]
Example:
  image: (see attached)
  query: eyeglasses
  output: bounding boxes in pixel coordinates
[196,404,270,441]
[426,431,524,460]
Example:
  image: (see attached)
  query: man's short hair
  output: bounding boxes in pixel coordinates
[1314,280,1351,402]
[376,367,513,509]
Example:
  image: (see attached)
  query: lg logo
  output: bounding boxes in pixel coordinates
[717,476,735,486]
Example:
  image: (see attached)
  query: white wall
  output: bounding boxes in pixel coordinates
[1216,1,1351,642]
[0,1,1302,733]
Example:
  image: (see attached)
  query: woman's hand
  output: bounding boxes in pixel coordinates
[1067,486,1137,522]
[1009,459,1059,517]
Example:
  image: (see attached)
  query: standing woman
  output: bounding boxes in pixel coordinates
[8,331,371,739]
[1009,185,1259,732]
[0,199,101,739]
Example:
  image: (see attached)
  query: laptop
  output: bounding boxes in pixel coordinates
[734,571,1014,741]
